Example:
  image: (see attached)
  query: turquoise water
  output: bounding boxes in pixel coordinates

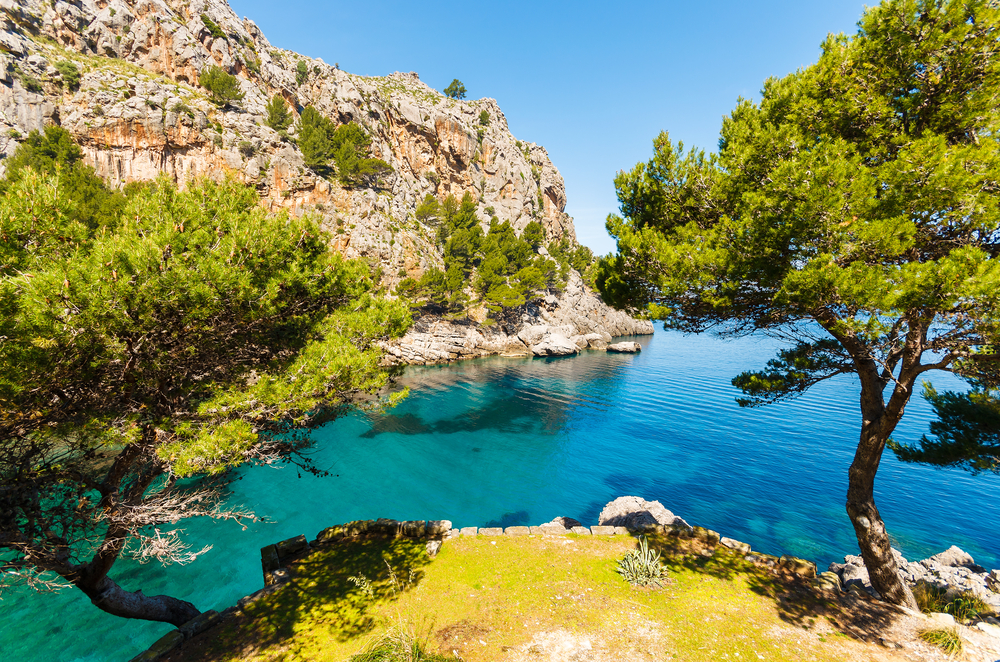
[3,330,999,661]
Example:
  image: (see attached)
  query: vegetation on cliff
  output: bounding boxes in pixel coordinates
[596,0,1000,609]
[0,128,411,625]
[399,192,594,316]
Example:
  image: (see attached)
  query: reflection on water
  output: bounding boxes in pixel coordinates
[3,332,1000,662]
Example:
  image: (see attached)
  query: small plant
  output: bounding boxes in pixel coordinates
[443,79,466,99]
[945,594,990,622]
[296,60,309,86]
[238,141,255,158]
[212,133,223,148]
[479,109,490,125]
[913,582,949,613]
[200,14,226,40]
[93,105,104,117]
[55,61,81,91]
[616,536,667,587]
[348,574,375,600]
[7,128,21,139]
[349,627,450,662]
[22,76,43,93]
[919,627,963,655]
[171,102,194,118]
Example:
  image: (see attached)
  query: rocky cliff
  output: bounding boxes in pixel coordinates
[0,0,652,362]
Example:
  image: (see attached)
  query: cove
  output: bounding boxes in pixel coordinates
[3,330,999,662]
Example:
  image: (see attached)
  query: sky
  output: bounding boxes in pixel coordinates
[228,0,871,254]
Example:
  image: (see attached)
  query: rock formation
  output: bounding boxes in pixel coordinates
[0,0,651,365]
[829,545,1000,611]
[597,496,691,531]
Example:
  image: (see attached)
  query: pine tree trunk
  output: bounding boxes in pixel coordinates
[846,422,919,610]
[78,575,201,626]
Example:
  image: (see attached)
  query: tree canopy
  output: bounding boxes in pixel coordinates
[595,0,1000,608]
[443,79,467,100]
[0,142,410,625]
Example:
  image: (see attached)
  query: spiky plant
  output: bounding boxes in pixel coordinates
[616,536,667,587]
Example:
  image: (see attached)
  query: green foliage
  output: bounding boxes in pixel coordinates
[0,168,412,614]
[330,122,394,188]
[522,220,545,249]
[889,381,1000,473]
[238,141,254,158]
[0,126,127,230]
[55,61,80,91]
[443,79,466,99]
[199,65,244,106]
[201,14,226,40]
[265,94,292,132]
[944,595,990,622]
[298,105,335,169]
[21,75,42,93]
[478,109,490,126]
[296,60,309,86]
[617,536,667,587]
[415,194,440,224]
[594,0,1000,606]
[919,628,963,654]
[912,582,949,613]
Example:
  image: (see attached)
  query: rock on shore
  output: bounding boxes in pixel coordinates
[828,545,1000,610]
[597,496,690,530]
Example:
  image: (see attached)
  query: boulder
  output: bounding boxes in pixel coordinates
[531,333,578,357]
[922,545,985,572]
[607,341,641,353]
[597,496,689,530]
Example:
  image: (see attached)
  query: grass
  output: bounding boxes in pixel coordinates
[919,627,963,654]
[164,531,912,662]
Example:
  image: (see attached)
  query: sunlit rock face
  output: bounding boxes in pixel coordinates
[2,0,649,363]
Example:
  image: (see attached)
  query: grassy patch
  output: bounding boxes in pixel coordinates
[919,627,963,654]
[169,534,904,662]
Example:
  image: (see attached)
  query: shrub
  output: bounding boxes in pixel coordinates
[265,94,292,132]
[296,60,309,86]
[171,102,194,118]
[55,61,81,91]
[616,536,667,587]
[200,14,226,40]
[238,141,254,158]
[913,582,948,613]
[22,76,42,93]
[443,79,466,99]
[919,628,962,654]
[415,194,439,224]
[478,109,490,126]
[199,65,244,106]
[944,595,990,622]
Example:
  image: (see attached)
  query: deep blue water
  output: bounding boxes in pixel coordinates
[3,330,999,661]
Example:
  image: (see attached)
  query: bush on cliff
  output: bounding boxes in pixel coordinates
[199,65,244,106]
[265,93,293,133]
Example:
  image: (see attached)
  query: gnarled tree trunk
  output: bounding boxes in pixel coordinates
[77,575,201,626]
[846,379,919,610]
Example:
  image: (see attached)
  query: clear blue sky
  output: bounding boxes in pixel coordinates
[228,0,871,254]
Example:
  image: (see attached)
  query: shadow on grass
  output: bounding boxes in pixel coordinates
[641,532,903,644]
[218,536,433,658]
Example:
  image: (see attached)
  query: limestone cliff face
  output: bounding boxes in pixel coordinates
[0,0,652,363]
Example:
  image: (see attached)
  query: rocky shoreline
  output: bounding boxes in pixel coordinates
[382,271,654,365]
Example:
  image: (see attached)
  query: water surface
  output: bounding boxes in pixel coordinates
[3,330,999,661]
